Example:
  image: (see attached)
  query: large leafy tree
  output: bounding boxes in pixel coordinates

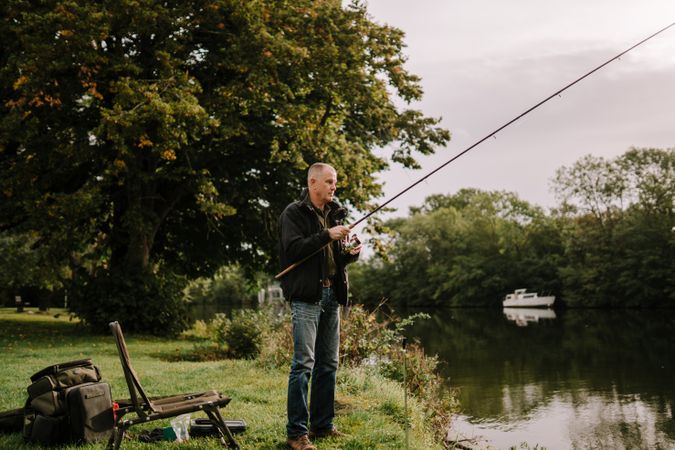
[0,0,449,332]
[553,148,674,306]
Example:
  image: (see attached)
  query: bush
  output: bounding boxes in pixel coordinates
[207,313,231,348]
[340,304,429,366]
[190,308,275,360]
[380,342,458,441]
[224,309,265,359]
[257,316,293,368]
[69,269,192,336]
[340,304,458,442]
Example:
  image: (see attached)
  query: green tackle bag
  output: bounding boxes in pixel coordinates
[27,359,101,417]
[22,359,113,446]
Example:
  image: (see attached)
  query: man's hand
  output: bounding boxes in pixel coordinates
[348,244,362,255]
[345,234,362,255]
[328,225,350,241]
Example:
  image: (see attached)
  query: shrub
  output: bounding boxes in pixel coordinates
[207,313,231,348]
[224,309,265,359]
[340,304,429,367]
[69,269,192,336]
[340,304,458,442]
[191,308,277,360]
[258,312,293,367]
[381,342,459,441]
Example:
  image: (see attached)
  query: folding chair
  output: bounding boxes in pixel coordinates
[107,321,239,449]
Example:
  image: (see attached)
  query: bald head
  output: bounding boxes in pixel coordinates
[307,163,335,185]
[307,163,337,209]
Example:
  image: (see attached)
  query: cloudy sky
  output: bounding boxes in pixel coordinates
[356,0,675,219]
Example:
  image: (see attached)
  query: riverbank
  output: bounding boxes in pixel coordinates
[0,308,450,449]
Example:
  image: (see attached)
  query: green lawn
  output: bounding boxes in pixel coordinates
[0,308,442,449]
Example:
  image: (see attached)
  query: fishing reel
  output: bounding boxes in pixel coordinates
[342,234,361,254]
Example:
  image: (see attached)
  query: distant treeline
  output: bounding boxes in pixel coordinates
[350,148,674,308]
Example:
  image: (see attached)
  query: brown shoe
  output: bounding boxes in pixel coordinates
[309,427,349,439]
[287,434,317,450]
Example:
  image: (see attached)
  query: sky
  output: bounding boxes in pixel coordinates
[354,0,675,222]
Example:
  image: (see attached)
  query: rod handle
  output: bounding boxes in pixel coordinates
[274,262,299,279]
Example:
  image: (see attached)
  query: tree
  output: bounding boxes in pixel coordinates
[552,148,674,306]
[0,0,449,333]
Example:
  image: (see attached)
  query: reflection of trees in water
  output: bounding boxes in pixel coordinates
[404,308,675,443]
[499,383,546,421]
[564,392,672,450]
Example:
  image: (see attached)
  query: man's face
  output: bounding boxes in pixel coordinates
[310,167,337,206]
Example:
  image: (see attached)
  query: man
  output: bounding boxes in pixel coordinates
[278,163,362,450]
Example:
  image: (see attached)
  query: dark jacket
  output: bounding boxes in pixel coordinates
[278,189,358,305]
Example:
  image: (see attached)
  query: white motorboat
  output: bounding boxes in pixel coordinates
[502,289,555,308]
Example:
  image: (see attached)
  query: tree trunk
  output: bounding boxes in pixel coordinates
[109,173,156,273]
[126,230,151,270]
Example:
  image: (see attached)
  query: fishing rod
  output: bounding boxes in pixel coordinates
[275,21,675,280]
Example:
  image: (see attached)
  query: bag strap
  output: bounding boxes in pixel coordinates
[30,359,93,382]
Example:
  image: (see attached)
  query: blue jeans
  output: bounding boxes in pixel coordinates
[286,287,340,438]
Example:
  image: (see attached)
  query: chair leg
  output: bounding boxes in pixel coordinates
[206,406,240,449]
[107,426,126,450]
[106,426,127,450]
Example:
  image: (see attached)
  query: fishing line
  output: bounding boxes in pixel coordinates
[276,21,675,279]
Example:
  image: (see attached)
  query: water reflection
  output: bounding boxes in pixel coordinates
[503,307,556,327]
[453,389,674,449]
[404,308,675,449]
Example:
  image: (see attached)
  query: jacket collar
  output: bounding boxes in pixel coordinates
[298,187,340,215]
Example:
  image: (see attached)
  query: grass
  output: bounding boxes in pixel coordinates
[0,308,443,449]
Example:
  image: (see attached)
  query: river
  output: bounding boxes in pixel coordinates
[402,307,675,450]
